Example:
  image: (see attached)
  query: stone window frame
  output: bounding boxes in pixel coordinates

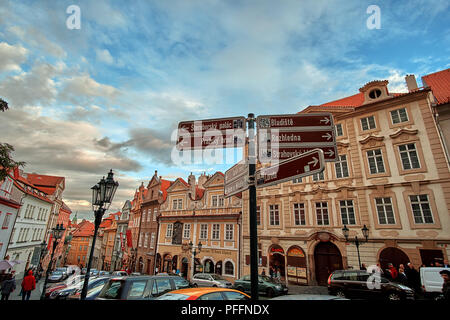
[402,187,441,230]
[357,113,381,135]
[334,154,350,179]
[183,223,191,239]
[212,223,220,240]
[199,224,208,240]
[369,190,403,230]
[314,201,331,226]
[392,138,427,175]
[268,204,281,227]
[386,104,414,129]
[292,202,306,226]
[338,199,357,226]
[335,122,344,137]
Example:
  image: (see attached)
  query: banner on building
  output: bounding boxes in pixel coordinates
[126,229,132,248]
[120,232,125,251]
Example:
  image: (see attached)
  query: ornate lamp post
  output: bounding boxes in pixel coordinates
[80,169,119,300]
[342,224,369,270]
[188,240,202,280]
[40,224,66,300]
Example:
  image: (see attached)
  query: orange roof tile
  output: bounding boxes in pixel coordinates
[422,68,450,105]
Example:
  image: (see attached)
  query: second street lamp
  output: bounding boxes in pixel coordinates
[80,169,119,300]
[40,224,65,300]
[189,241,202,279]
[342,224,370,270]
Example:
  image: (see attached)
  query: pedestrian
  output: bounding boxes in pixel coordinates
[261,269,266,276]
[435,261,441,267]
[439,270,450,301]
[1,273,16,301]
[21,270,36,301]
[269,266,274,279]
[430,262,435,267]
[275,267,281,281]
[360,263,367,271]
[405,263,420,292]
[397,266,408,286]
[443,260,449,268]
[387,263,398,280]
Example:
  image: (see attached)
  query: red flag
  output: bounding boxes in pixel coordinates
[47,234,53,250]
[126,229,132,248]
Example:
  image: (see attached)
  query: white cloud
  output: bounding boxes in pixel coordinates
[95,48,114,64]
[0,42,28,71]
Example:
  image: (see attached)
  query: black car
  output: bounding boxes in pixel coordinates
[96,275,192,300]
[328,270,415,300]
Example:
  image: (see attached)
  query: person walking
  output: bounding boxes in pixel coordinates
[261,269,266,276]
[439,270,450,301]
[269,266,274,279]
[360,263,367,271]
[21,270,36,301]
[1,273,16,301]
[405,263,420,292]
[397,266,408,286]
[443,260,449,268]
[387,263,398,280]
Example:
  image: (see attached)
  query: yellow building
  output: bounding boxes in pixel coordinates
[157,172,242,282]
[241,74,450,286]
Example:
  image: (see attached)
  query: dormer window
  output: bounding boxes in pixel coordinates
[369,88,382,99]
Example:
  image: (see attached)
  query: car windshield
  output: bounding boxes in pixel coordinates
[259,275,273,282]
[52,271,63,275]
[210,274,226,280]
[101,280,123,299]
[157,293,189,300]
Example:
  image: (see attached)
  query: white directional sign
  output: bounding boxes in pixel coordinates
[224,160,249,198]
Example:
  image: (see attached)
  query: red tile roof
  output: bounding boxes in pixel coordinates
[422,68,450,105]
[72,220,94,237]
[12,177,53,204]
[26,173,64,195]
[195,187,205,200]
[160,179,172,201]
[319,92,365,108]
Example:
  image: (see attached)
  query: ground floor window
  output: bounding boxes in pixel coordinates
[224,261,234,276]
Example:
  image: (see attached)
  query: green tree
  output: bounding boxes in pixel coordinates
[0,98,25,181]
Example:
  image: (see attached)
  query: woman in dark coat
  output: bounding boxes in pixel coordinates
[1,273,16,300]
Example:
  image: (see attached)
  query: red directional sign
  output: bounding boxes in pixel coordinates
[177,117,246,150]
[257,113,338,162]
[255,149,325,188]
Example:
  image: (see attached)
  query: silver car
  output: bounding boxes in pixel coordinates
[191,273,233,288]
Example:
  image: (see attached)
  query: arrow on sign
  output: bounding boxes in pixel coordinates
[308,157,319,167]
[321,132,333,140]
[325,149,335,157]
[320,117,331,125]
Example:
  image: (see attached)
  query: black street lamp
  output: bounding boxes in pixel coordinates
[188,240,202,278]
[40,224,65,300]
[80,169,119,300]
[342,224,369,270]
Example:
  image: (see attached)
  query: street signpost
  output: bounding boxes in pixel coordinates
[176,112,336,300]
[257,113,338,162]
[176,116,246,150]
[255,149,325,188]
[224,160,249,198]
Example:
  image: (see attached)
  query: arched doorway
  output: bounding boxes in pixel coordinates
[181,257,189,278]
[215,261,222,275]
[194,258,202,274]
[268,244,285,279]
[163,254,172,272]
[155,253,161,273]
[204,259,214,273]
[314,242,343,285]
[172,255,178,273]
[286,246,308,285]
[379,247,410,270]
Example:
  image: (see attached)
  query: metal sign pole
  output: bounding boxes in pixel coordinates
[247,113,259,300]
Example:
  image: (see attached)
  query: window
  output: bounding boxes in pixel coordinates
[144,233,148,248]
[398,143,420,170]
[224,261,234,276]
[153,208,157,221]
[139,232,143,247]
[256,206,261,226]
[316,202,329,225]
[212,224,220,240]
[219,196,224,207]
[367,149,385,174]
[292,177,302,183]
[212,195,218,207]
[166,224,173,238]
[147,209,151,222]
[375,197,396,225]
[335,155,349,178]
[340,200,356,225]
[153,278,172,296]
[200,224,208,240]
[183,224,191,239]
[128,281,147,298]
[369,89,382,99]
[223,291,249,300]
[409,195,434,224]
[198,292,225,300]
[361,116,376,131]
[2,213,11,229]
[293,203,306,226]
[336,123,343,136]
[225,224,234,241]
[142,210,146,222]
[312,171,324,181]
[173,199,183,210]
[150,233,155,248]
[269,204,280,226]
[390,108,409,124]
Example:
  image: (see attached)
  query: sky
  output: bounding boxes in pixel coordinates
[0,0,449,220]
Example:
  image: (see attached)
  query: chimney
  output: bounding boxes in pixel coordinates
[188,172,196,197]
[405,74,418,92]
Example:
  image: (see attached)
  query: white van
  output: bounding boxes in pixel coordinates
[420,267,450,299]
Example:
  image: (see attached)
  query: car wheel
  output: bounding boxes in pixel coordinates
[335,290,346,298]
[387,292,401,301]
[193,283,198,288]
[266,288,275,298]
[212,285,217,287]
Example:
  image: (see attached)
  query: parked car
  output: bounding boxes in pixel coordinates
[44,274,86,298]
[191,273,233,288]
[48,270,66,283]
[327,270,415,300]
[270,294,348,300]
[233,275,288,297]
[50,276,110,300]
[157,287,250,300]
[96,275,192,300]
[420,267,450,299]
[99,271,110,276]
[112,271,128,277]
[70,283,107,300]
[130,272,141,276]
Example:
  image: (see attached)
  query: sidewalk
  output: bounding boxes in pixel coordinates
[287,285,328,295]
[9,279,44,301]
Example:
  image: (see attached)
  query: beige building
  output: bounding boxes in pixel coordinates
[157,172,242,282]
[241,73,450,286]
